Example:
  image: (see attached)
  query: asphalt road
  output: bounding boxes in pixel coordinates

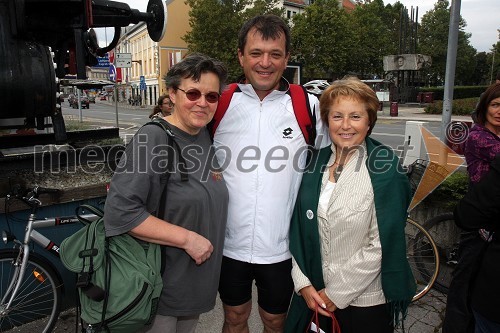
[61,101,444,154]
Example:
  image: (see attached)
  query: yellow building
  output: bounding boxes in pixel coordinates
[115,0,190,106]
[114,0,356,105]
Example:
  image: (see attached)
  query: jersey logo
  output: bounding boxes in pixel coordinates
[209,83,316,146]
[283,127,293,139]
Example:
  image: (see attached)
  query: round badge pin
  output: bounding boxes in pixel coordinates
[306,210,314,220]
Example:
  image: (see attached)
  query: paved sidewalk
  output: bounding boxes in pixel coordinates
[196,286,447,333]
[378,103,472,123]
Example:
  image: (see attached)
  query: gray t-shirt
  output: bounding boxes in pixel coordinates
[104,122,228,316]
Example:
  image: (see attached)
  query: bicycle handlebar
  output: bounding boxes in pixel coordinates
[7,185,61,206]
[33,186,61,196]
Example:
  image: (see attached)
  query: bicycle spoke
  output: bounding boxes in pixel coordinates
[1,251,61,333]
[423,213,460,294]
[406,218,439,301]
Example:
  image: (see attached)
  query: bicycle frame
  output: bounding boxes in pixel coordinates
[1,202,98,318]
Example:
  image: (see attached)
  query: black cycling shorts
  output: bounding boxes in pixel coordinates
[218,256,293,314]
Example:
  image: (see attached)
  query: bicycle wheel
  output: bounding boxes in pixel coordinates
[0,250,62,333]
[405,218,440,301]
[422,213,460,294]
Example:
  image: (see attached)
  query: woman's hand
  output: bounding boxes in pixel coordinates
[184,231,214,265]
[299,286,332,317]
[318,289,337,312]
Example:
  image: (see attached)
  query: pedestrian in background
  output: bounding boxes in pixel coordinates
[212,14,330,333]
[443,82,500,333]
[285,78,415,333]
[453,154,500,333]
[149,94,173,119]
[105,53,229,333]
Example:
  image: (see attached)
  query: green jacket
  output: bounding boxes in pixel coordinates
[285,137,416,332]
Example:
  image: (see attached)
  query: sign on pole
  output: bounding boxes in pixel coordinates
[108,65,116,82]
[115,53,132,68]
[140,75,146,90]
[95,55,110,68]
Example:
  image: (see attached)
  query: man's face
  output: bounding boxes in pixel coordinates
[238,27,290,100]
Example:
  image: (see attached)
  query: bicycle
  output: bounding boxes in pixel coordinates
[404,159,441,301]
[0,185,98,332]
[405,217,439,301]
[416,212,461,294]
[404,159,463,300]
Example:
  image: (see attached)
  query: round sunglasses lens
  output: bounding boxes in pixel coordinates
[186,90,201,101]
[205,93,219,103]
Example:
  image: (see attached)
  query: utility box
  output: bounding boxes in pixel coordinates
[403,121,429,166]
[390,102,398,117]
[423,92,434,103]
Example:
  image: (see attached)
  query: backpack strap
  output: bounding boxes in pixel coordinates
[74,205,107,302]
[144,117,187,277]
[209,83,316,147]
[288,84,316,146]
[208,83,239,139]
[145,117,189,182]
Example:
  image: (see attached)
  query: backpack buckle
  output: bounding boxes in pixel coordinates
[85,324,95,333]
[76,272,90,288]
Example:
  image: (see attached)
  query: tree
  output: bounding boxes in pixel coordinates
[487,33,500,84]
[183,0,283,82]
[290,0,351,80]
[418,0,476,86]
[472,52,491,85]
[347,0,395,78]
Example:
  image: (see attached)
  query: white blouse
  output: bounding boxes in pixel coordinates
[291,144,386,309]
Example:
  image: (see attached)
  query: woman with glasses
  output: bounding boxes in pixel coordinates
[149,94,174,119]
[104,53,229,333]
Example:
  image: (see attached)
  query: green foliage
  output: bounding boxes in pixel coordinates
[424,97,477,115]
[472,52,492,85]
[65,120,97,131]
[425,171,468,208]
[182,0,491,86]
[418,86,488,101]
[291,0,350,80]
[347,0,393,78]
[183,0,283,82]
[418,0,477,86]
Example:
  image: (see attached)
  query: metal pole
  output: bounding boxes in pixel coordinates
[77,88,82,122]
[114,84,119,128]
[140,62,144,107]
[440,0,461,143]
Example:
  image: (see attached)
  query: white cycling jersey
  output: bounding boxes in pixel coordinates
[213,80,330,264]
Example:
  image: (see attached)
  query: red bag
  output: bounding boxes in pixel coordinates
[306,305,341,333]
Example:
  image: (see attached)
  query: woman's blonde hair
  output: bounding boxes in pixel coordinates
[319,77,379,135]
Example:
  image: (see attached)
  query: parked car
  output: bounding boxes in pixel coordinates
[67,94,76,106]
[88,95,96,103]
[69,94,90,109]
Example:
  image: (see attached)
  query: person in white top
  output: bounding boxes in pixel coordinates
[213,14,330,333]
[286,78,415,333]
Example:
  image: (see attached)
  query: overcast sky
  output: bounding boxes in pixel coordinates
[97,0,499,53]
[385,0,499,52]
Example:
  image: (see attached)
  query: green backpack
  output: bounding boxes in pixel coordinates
[60,204,163,333]
[60,118,188,332]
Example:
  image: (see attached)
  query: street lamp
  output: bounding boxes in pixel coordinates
[132,59,143,106]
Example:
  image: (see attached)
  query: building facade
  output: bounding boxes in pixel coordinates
[112,0,356,105]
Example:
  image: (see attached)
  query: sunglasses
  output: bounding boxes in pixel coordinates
[177,88,220,104]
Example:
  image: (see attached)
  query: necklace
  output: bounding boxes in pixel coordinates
[333,163,344,182]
